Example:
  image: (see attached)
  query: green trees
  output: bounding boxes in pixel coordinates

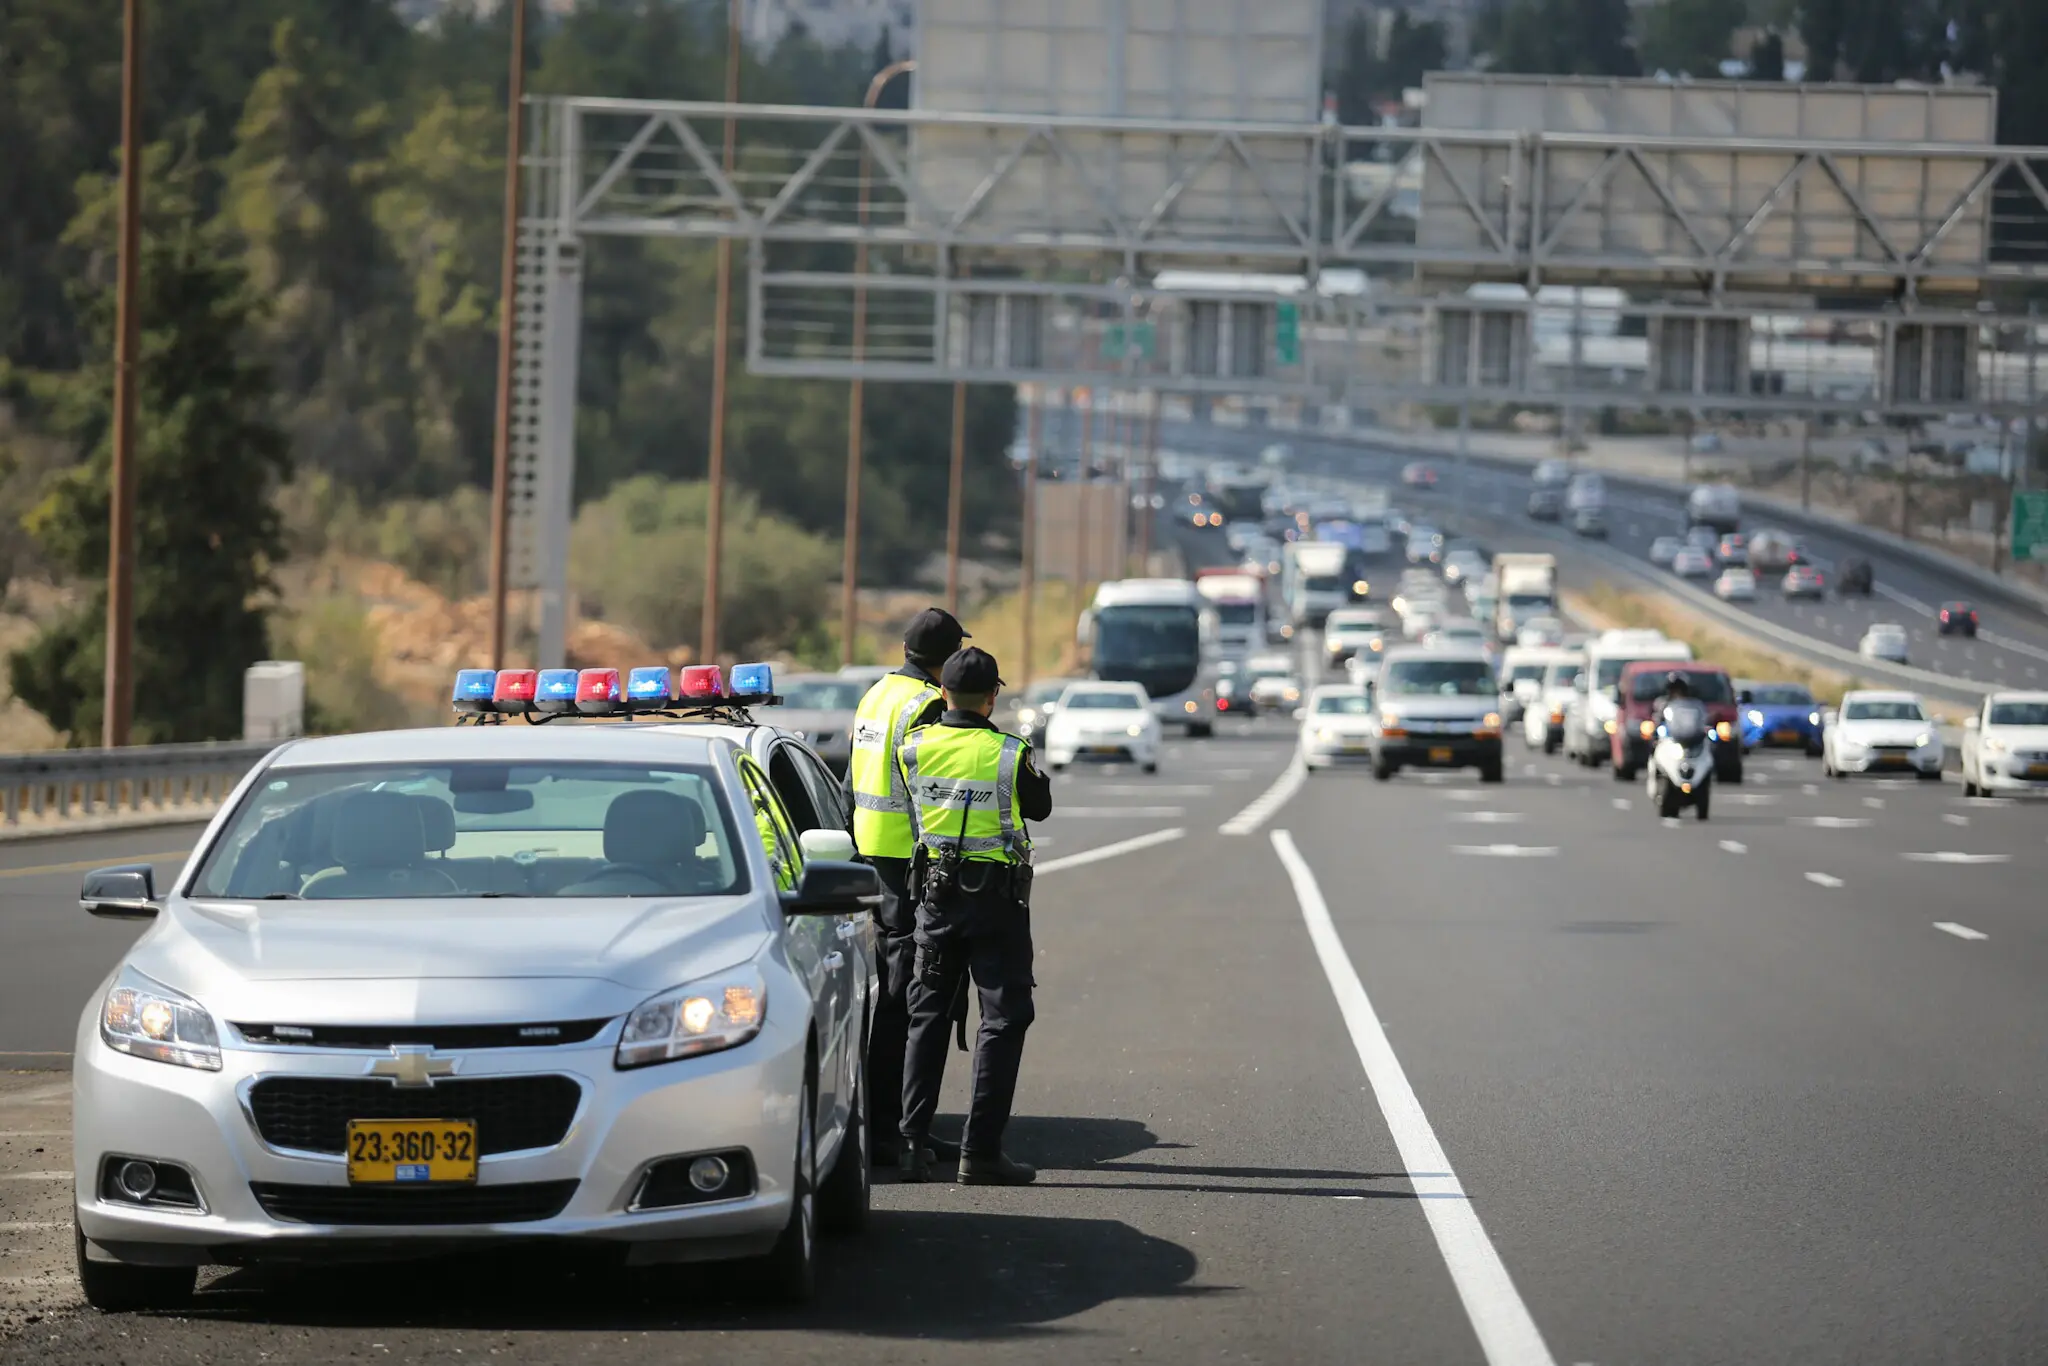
[1331,9,1450,123]
[1476,0,1641,76]
[1638,0,1748,76]
[9,141,288,745]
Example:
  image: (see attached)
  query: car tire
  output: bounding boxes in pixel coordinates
[1916,768,1942,782]
[749,1070,818,1303]
[1695,787,1711,821]
[1371,756,1393,782]
[75,1221,195,1314]
[1963,773,1979,797]
[1655,777,1681,820]
[1722,759,1743,785]
[816,1053,869,1237]
[1189,722,1213,739]
[1612,762,1631,782]
[1806,744,1824,759]
[1142,761,1159,775]
[1480,761,1504,784]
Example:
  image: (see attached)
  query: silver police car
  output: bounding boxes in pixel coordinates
[70,664,876,1310]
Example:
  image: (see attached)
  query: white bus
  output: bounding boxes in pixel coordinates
[1077,579,1218,737]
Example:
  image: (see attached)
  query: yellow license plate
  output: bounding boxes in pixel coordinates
[1429,747,1454,763]
[1771,729,1799,742]
[345,1119,478,1185]
[2028,764,2048,778]
[1089,745,1122,755]
[1343,742,1369,752]
[1873,756,1908,767]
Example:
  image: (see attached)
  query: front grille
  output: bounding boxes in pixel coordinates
[251,1180,577,1226]
[233,1020,608,1050]
[247,1076,581,1156]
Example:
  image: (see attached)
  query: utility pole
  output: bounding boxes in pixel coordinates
[841,59,916,666]
[1020,396,1040,687]
[700,0,740,666]
[1799,416,1813,511]
[945,380,967,612]
[1076,399,1093,589]
[103,0,144,748]
[1138,392,1159,570]
[486,0,527,670]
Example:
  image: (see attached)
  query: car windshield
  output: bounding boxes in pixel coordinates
[1596,655,1679,687]
[1545,661,1584,688]
[190,761,747,901]
[1436,628,1484,642]
[1989,701,2048,725]
[1213,602,1258,624]
[1504,663,1546,683]
[1628,671,1733,702]
[1062,690,1146,711]
[1247,663,1293,681]
[1749,685,1813,706]
[1383,659,1496,696]
[1867,630,1906,644]
[779,680,864,710]
[1314,693,1373,715]
[1844,700,1925,721]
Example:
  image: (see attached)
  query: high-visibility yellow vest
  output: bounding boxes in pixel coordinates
[849,670,941,859]
[900,724,1034,865]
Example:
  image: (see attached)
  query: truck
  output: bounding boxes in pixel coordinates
[1281,541,1350,628]
[1491,552,1558,639]
[1076,579,1217,737]
[1204,464,1270,523]
[1686,484,1742,534]
[1193,569,1267,657]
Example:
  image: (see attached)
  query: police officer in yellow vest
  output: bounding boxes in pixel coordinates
[897,646,1052,1186]
[849,607,968,1165]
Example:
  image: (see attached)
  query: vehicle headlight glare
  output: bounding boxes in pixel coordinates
[1639,720,1656,739]
[1127,723,1145,737]
[1748,710,1764,724]
[1915,733,1933,749]
[1808,712,1820,725]
[618,967,767,1069]
[1716,721,1735,742]
[1604,720,1617,734]
[1984,736,2008,754]
[100,970,220,1071]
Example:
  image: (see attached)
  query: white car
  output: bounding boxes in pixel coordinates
[1240,653,1301,714]
[1960,691,2048,796]
[1649,535,1686,567]
[1671,546,1716,579]
[1441,550,1488,587]
[1858,624,1911,664]
[1714,568,1757,601]
[1424,620,1489,653]
[1522,652,1585,753]
[1324,608,1391,666]
[1516,617,1566,648]
[1045,680,1163,772]
[1399,603,1446,640]
[1299,684,1378,771]
[69,663,878,1310]
[1822,690,1943,779]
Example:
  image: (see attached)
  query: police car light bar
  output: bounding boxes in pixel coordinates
[676,665,724,702]
[493,669,539,714]
[575,668,622,715]
[728,662,779,703]
[453,669,496,714]
[535,668,579,714]
[625,666,673,712]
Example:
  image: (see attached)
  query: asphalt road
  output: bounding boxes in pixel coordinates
[6,629,2048,1362]
[1104,411,2048,692]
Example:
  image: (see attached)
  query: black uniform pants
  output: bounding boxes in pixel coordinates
[865,857,917,1150]
[900,884,1035,1158]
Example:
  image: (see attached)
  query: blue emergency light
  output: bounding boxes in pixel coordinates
[453,669,496,714]
[728,662,776,701]
[535,668,579,714]
[625,666,673,712]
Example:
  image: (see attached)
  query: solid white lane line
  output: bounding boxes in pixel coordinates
[1980,630,2048,665]
[1875,582,1935,616]
[1718,840,1747,854]
[1452,844,1560,858]
[0,1171,69,1181]
[1047,806,1187,818]
[1270,831,1558,1366]
[1934,922,1989,941]
[1805,872,1844,888]
[1903,852,2011,864]
[0,1131,65,1140]
[1220,757,1306,836]
[1035,828,1185,874]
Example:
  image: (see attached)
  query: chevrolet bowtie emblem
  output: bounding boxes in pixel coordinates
[368,1046,457,1088]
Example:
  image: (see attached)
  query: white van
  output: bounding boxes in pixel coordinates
[1497,645,1568,723]
[1563,630,1694,768]
[1686,484,1742,534]
[1566,472,1607,512]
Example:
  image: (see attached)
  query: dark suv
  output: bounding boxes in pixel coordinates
[1611,662,1743,783]
[1938,601,1979,637]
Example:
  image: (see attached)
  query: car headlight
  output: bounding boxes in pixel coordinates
[101,969,220,1071]
[1914,733,1933,749]
[1639,720,1656,739]
[1315,727,1337,742]
[1808,712,1820,725]
[1983,736,2007,754]
[617,965,767,1069]
[1603,720,1617,735]
[1716,721,1734,742]
[1126,723,1145,737]
[1018,708,1038,726]
[1747,710,1763,725]
[1283,687,1300,701]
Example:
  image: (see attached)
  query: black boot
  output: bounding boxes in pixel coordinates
[897,1142,933,1184]
[957,1153,1036,1186]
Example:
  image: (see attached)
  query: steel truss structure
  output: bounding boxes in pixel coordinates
[507,94,2048,659]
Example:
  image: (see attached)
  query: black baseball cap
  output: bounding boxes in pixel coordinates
[940,647,1004,693]
[904,607,969,659]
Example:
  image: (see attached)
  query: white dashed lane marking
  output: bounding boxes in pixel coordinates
[1718,840,1747,854]
[1805,872,1845,888]
[1903,852,2011,864]
[1934,922,1989,941]
[1795,816,1871,828]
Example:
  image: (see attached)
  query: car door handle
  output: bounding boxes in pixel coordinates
[835,921,860,940]
[823,952,845,971]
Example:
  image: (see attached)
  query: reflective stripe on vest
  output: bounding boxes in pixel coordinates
[849,672,940,858]
[900,726,1033,865]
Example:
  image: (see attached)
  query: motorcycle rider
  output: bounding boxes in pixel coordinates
[1651,670,1693,727]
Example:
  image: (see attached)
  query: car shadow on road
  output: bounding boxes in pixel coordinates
[180,1207,1212,1340]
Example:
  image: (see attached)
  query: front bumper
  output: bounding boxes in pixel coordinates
[1303,735,1377,767]
[1374,735,1502,769]
[72,1009,810,1266]
[1743,721,1819,750]
[1049,736,1161,765]
[1975,755,2048,790]
[1835,746,1943,775]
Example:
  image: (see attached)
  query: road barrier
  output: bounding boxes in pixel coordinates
[0,740,273,827]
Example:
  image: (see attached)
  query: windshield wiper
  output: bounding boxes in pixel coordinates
[254,892,302,901]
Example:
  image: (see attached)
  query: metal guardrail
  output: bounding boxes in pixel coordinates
[0,740,275,826]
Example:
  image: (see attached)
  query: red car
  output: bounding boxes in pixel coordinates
[1402,462,1438,488]
[1610,662,1743,783]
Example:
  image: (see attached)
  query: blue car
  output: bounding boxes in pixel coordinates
[1739,681,1824,755]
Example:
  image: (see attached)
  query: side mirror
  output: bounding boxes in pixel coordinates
[1738,690,1754,704]
[781,860,883,917]
[797,828,855,863]
[83,864,158,920]
[1610,686,1624,704]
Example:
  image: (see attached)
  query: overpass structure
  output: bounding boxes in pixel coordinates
[502,2,2048,662]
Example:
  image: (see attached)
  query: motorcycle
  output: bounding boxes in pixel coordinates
[1646,699,1714,821]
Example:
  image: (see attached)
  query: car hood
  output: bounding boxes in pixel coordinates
[1837,721,1934,746]
[1050,711,1152,734]
[132,896,773,1021]
[1379,696,1496,721]
[1983,724,2048,749]
[1304,716,1376,735]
